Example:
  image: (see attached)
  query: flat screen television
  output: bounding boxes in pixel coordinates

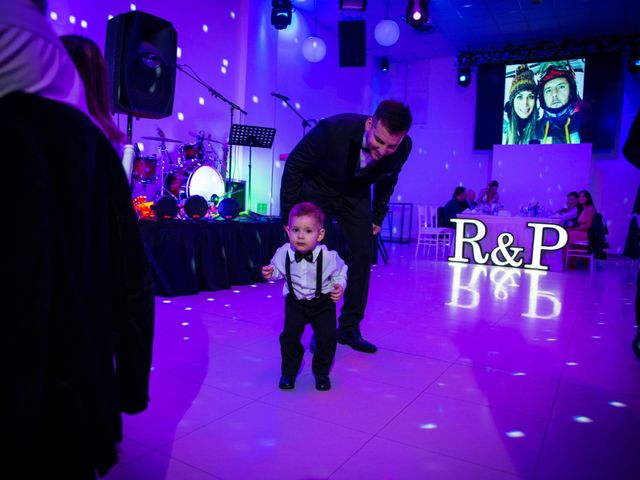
[502,58,585,145]
[474,52,622,151]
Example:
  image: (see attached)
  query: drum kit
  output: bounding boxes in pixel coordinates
[132,130,228,204]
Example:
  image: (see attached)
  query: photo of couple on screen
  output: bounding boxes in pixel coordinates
[502,58,585,145]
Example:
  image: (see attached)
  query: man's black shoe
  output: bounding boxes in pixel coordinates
[309,334,316,353]
[314,374,331,391]
[633,333,640,359]
[337,329,378,353]
[279,375,295,390]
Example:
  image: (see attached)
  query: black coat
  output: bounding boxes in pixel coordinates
[280,113,412,226]
[623,108,640,214]
[442,197,468,228]
[5,93,154,477]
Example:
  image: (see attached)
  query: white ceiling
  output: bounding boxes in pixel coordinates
[296,0,640,62]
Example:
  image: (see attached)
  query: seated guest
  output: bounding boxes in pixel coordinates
[554,191,579,226]
[442,186,468,227]
[568,190,596,243]
[466,189,478,210]
[479,180,500,205]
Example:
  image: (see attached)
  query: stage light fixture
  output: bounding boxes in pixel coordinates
[380,57,389,72]
[406,0,428,29]
[340,0,367,11]
[457,66,471,87]
[217,197,240,220]
[184,195,209,219]
[154,196,179,219]
[271,0,292,30]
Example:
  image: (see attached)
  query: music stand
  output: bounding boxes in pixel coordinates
[229,124,276,215]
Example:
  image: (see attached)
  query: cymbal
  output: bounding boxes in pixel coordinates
[188,131,224,144]
[140,136,183,143]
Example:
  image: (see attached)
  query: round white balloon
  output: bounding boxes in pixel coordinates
[302,36,327,63]
[374,19,400,47]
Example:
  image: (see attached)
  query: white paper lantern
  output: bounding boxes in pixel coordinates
[302,36,326,63]
[374,19,400,47]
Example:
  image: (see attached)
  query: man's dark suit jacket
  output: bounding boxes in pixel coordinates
[280,113,412,226]
[442,198,468,228]
[623,108,640,215]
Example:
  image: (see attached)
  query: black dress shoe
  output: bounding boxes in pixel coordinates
[309,334,316,353]
[633,333,640,359]
[278,375,295,390]
[337,330,378,353]
[314,374,331,391]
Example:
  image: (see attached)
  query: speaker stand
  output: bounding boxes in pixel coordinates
[174,63,248,202]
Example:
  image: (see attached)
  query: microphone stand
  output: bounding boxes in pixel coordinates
[277,96,316,137]
[176,64,248,198]
[273,96,315,215]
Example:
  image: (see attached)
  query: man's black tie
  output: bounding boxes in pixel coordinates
[294,251,314,263]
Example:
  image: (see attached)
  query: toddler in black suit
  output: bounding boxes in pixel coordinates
[262,202,347,391]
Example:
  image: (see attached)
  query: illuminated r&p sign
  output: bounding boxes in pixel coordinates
[448,218,569,271]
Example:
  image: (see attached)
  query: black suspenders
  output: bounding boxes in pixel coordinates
[315,249,323,297]
[285,249,324,299]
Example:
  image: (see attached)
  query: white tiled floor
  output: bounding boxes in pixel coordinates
[104,244,639,479]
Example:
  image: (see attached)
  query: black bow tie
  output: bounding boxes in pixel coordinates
[294,251,314,263]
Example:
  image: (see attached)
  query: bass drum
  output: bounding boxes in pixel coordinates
[164,165,225,201]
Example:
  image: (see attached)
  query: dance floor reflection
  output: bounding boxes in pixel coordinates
[105,243,639,480]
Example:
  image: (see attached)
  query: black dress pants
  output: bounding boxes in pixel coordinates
[636,270,639,328]
[280,294,337,377]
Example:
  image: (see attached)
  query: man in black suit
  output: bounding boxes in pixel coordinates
[280,100,412,353]
[622,108,640,359]
[442,186,468,228]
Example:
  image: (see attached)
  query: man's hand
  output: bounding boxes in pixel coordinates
[261,264,274,280]
[330,283,344,303]
[372,224,381,235]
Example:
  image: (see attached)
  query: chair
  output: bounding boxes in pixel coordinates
[566,212,609,272]
[588,213,608,260]
[376,235,389,264]
[415,205,453,259]
[565,239,595,272]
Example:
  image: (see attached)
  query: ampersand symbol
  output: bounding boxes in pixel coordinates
[490,233,524,267]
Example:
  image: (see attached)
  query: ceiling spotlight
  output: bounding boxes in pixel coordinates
[340,0,367,11]
[271,0,292,30]
[406,0,428,29]
[457,65,471,87]
[381,57,389,72]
